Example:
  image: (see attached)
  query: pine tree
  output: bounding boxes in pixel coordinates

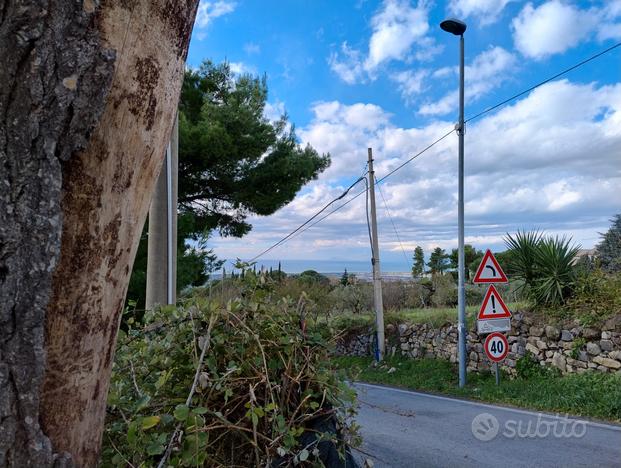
[412,246,425,278]
[340,268,349,286]
[596,214,621,272]
[428,247,449,274]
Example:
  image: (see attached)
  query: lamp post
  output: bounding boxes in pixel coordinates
[440,18,467,388]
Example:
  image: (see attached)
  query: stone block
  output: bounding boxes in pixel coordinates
[608,350,621,361]
[469,351,479,362]
[551,353,567,372]
[601,331,612,340]
[567,358,587,369]
[526,343,540,356]
[586,342,601,355]
[592,356,621,369]
[545,325,560,340]
[583,328,601,339]
[599,340,613,352]
[530,326,544,337]
[561,341,573,350]
[536,340,548,350]
[560,330,573,341]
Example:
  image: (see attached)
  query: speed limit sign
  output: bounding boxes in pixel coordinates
[484,332,509,363]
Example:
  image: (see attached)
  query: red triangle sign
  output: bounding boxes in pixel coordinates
[473,249,508,284]
[478,285,512,320]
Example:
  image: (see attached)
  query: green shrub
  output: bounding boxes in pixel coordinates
[328,283,373,314]
[431,273,457,307]
[515,352,553,379]
[566,269,621,321]
[103,293,358,466]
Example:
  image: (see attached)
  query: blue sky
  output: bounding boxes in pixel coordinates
[186,1,621,273]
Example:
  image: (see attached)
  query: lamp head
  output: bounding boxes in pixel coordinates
[440,18,467,36]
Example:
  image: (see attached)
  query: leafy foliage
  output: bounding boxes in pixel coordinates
[505,231,580,307]
[104,275,358,466]
[596,214,621,273]
[449,244,482,281]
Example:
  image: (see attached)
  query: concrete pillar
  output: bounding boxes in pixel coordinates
[146,114,178,309]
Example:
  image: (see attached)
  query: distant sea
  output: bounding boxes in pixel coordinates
[215,258,411,276]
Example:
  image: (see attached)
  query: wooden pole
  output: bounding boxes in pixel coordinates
[368,148,385,361]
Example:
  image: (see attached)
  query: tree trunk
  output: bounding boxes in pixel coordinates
[0,1,198,466]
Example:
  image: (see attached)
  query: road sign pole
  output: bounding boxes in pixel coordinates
[495,362,500,386]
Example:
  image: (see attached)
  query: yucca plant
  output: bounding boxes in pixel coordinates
[504,231,580,307]
[531,235,581,306]
[504,230,544,297]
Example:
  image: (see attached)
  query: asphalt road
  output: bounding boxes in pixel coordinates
[352,382,621,468]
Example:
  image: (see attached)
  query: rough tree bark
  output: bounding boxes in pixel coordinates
[0,1,198,466]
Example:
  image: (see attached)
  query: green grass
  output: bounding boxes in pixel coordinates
[326,302,526,331]
[333,356,621,422]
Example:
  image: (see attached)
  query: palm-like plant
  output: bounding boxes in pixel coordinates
[504,231,580,307]
[504,230,543,295]
[531,235,581,306]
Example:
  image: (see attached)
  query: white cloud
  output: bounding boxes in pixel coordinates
[329,0,439,84]
[328,42,367,85]
[263,101,285,122]
[243,42,261,55]
[419,46,516,115]
[449,0,513,25]
[391,69,429,101]
[512,1,600,59]
[365,0,433,71]
[195,1,236,34]
[221,78,621,262]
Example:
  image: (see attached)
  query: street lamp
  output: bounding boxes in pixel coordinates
[441,17,468,389]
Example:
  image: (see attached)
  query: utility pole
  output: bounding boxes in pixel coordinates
[146,114,178,309]
[367,148,385,361]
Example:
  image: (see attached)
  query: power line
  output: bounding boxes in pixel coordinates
[248,174,367,262]
[247,42,621,261]
[375,177,410,264]
[465,40,621,123]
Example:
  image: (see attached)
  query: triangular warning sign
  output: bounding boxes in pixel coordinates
[473,249,508,284]
[478,285,512,320]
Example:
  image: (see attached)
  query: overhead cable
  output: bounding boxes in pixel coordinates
[248,174,367,262]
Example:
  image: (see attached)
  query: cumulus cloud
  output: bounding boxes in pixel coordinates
[419,46,516,115]
[213,78,621,262]
[328,42,367,85]
[329,0,439,84]
[448,0,513,25]
[365,0,433,71]
[511,1,621,59]
[391,69,430,101]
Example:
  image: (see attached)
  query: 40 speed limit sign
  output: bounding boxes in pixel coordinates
[484,332,509,363]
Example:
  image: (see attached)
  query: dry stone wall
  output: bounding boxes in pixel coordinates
[335,313,621,375]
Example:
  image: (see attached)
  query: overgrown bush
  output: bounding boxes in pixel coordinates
[565,269,621,323]
[103,281,358,466]
[430,274,457,307]
[328,283,373,315]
